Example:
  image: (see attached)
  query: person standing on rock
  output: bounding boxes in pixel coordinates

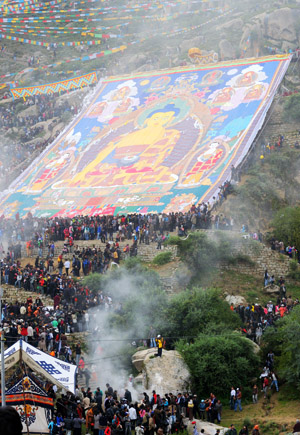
[155,335,163,357]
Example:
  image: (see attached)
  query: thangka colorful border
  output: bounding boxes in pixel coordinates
[10,71,97,100]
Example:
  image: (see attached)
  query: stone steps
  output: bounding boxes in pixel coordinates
[20,238,178,263]
[1,284,53,305]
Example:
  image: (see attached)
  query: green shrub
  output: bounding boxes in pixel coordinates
[61,111,73,123]
[289,259,298,272]
[227,253,255,266]
[14,102,26,114]
[152,251,173,266]
[288,259,300,279]
[243,417,253,428]
[177,333,259,398]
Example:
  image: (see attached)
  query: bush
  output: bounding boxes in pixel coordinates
[14,102,26,114]
[177,333,259,398]
[283,92,300,122]
[243,417,253,428]
[82,273,102,294]
[289,259,298,272]
[164,288,241,342]
[288,259,300,280]
[227,253,256,266]
[152,251,173,266]
[61,111,73,123]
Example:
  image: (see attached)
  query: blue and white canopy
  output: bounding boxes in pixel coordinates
[0,340,77,393]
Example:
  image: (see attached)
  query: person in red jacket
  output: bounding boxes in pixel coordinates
[104,422,111,435]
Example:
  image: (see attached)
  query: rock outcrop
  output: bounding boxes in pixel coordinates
[265,8,298,45]
[132,348,191,394]
[219,39,235,60]
[188,419,228,435]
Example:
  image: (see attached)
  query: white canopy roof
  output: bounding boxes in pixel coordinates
[1,340,77,393]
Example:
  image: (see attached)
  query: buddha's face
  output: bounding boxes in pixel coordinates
[145,111,175,127]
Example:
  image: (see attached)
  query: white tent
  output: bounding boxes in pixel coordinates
[0,340,77,393]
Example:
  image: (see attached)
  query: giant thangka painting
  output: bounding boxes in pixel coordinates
[0,55,291,217]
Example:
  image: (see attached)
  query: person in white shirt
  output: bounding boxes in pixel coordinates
[27,324,34,344]
[230,387,236,410]
[129,404,137,428]
[64,259,70,276]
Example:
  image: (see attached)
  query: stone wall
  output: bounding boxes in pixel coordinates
[262,97,299,145]
[2,285,53,305]
[217,233,291,277]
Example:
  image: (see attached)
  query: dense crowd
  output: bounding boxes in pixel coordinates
[0,91,84,189]
[1,203,235,247]
[232,273,298,346]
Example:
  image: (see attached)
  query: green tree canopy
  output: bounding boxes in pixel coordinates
[262,305,300,390]
[177,333,259,398]
[284,93,300,122]
[271,206,300,248]
[164,288,241,343]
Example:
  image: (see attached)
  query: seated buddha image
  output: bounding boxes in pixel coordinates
[177,140,230,188]
[236,70,258,87]
[109,85,131,101]
[243,83,266,102]
[67,103,186,187]
[201,70,223,86]
[87,101,108,119]
[212,87,234,105]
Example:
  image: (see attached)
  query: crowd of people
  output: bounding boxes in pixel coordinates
[232,274,298,345]
[0,91,85,189]
[1,205,235,248]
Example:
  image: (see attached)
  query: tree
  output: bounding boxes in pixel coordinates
[166,232,232,282]
[177,333,259,398]
[284,93,300,123]
[267,150,300,202]
[272,206,300,249]
[163,288,241,344]
[262,306,300,390]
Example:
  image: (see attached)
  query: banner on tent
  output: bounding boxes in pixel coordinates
[0,340,77,393]
[4,375,54,433]
[11,71,97,99]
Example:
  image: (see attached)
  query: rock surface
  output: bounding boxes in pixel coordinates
[264,284,280,294]
[132,348,191,394]
[225,294,246,305]
[188,419,228,435]
[219,39,235,60]
[266,8,297,43]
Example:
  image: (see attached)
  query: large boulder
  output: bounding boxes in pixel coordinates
[219,39,235,61]
[132,348,191,394]
[225,294,246,306]
[264,284,280,294]
[265,8,298,43]
[217,18,244,32]
[180,36,205,54]
[188,419,228,435]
